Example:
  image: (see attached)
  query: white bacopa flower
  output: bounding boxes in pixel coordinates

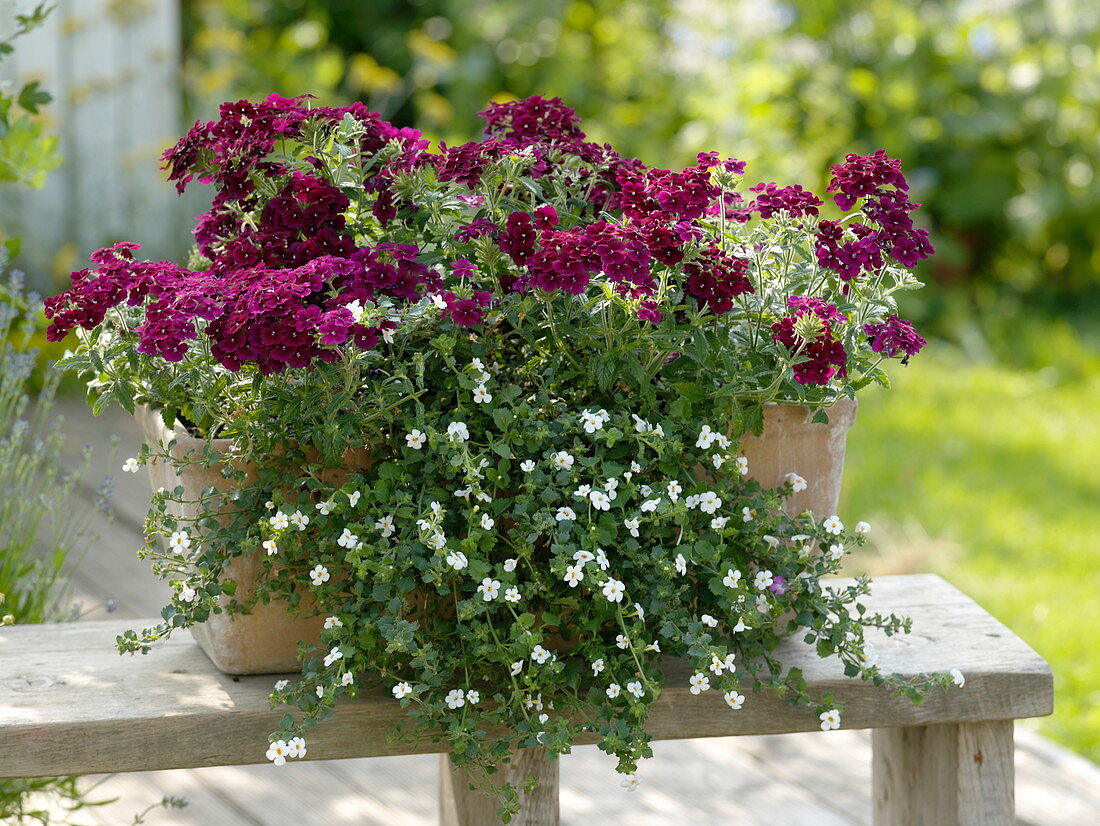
[606,683,621,699]
[697,491,721,514]
[723,569,742,588]
[605,477,619,492]
[711,516,729,530]
[266,740,290,766]
[427,532,448,551]
[626,681,645,699]
[666,480,682,501]
[689,673,711,694]
[503,558,517,572]
[855,520,872,534]
[762,535,779,549]
[392,681,413,699]
[446,421,470,442]
[630,460,642,473]
[645,639,661,653]
[634,602,645,620]
[471,357,486,374]
[430,501,443,517]
[827,543,845,561]
[270,511,290,530]
[122,457,141,473]
[323,616,343,629]
[724,691,745,709]
[823,515,844,535]
[531,645,553,664]
[711,454,725,469]
[168,530,191,551]
[754,570,774,590]
[756,594,770,612]
[310,564,330,585]
[785,472,809,492]
[551,451,575,470]
[348,490,361,508]
[624,518,640,538]
[510,661,523,676]
[573,550,595,564]
[477,577,501,601]
[591,658,605,675]
[265,500,275,510]
[574,484,592,498]
[445,550,467,570]
[480,513,495,530]
[595,548,609,570]
[289,510,309,530]
[589,490,611,510]
[819,709,841,731]
[675,553,688,575]
[602,578,626,602]
[178,585,197,603]
[741,506,755,522]
[431,293,447,310]
[709,655,726,675]
[555,506,577,522]
[341,671,354,687]
[615,634,630,649]
[640,498,661,513]
[723,652,737,670]
[700,614,718,628]
[684,494,700,510]
[337,528,359,549]
[579,409,605,433]
[632,414,652,433]
[315,685,325,699]
[375,515,395,538]
[323,646,344,667]
[950,668,966,687]
[861,642,879,668]
[520,460,536,473]
[504,587,521,603]
[466,690,481,705]
[473,384,493,404]
[405,429,427,449]
[345,298,366,323]
[562,564,584,586]
[315,500,334,515]
[639,484,653,497]
[274,679,289,691]
[695,425,716,449]
[653,424,665,438]
[445,689,466,709]
[735,456,749,475]
[621,774,642,791]
[731,617,751,633]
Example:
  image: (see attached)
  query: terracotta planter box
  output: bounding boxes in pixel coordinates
[739,397,857,519]
[136,405,327,675]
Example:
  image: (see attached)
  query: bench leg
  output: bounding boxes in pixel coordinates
[438,749,559,826]
[872,721,1015,826]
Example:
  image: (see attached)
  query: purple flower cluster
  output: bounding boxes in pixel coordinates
[771,296,849,385]
[817,150,935,277]
[443,290,494,328]
[683,246,753,314]
[864,314,926,363]
[749,183,823,219]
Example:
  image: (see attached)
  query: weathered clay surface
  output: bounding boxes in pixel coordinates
[739,398,857,519]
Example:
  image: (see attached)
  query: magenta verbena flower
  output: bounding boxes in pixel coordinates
[864,315,927,363]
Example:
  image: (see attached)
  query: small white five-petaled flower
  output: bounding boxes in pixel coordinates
[473,384,492,404]
[602,579,626,603]
[323,616,343,629]
[122,457,141,473]
[950,668,966,687]
[309,564,330,586]
[621,774,642,791]
[266,740,290,766]
[823,515,844,535]
[504,587,521,603]
[531,645,552,664]
[445,551,468,571]
[855,520,872,534]
[445,689,465,709]
[754,570,774,590]
[785,472,808,492]
[735,456,749,475]
[723,569,742,588]
[270,511,290,530]
[551,451,575,470]
[563,565,584,587]
[724,691,745,709]
[289,510,309,530]
[555,506,576,522]
[606,683,621,699]
[447,421,470,442]
[674,553,688,575]
[477,577,501,601]
[405,429,427,449]
[392,682,413,699]
[819,709,842,730]
[520,459,536,472]
[689,673,711,694]
[626,681,645,699]
[480,513,495,530]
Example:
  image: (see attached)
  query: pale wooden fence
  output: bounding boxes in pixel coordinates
[0,0,200,290]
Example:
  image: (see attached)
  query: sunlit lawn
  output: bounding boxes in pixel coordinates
[841,337,1100,762]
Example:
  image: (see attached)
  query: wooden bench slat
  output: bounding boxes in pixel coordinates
[0,574,1052,778]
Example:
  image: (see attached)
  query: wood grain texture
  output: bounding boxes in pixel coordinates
[0,574,1052,779]
[872,721,1015,826]
[440,750,560,826]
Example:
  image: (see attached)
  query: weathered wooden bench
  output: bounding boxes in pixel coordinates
[0,574,1052,825]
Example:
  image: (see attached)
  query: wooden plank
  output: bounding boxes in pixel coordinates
[872,721,1014,826]
[0,575,1053,779]
[440,749,559,825]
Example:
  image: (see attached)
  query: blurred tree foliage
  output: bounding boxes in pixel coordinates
[181,0,1100,324]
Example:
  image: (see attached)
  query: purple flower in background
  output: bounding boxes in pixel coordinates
[768,576,789,596]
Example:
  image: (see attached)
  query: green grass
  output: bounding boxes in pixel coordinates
[840,337,1100,762]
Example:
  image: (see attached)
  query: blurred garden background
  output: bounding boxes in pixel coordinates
[3,0,1098,772]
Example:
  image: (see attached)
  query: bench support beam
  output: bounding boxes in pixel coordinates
[872,721,1014,825]
[439,749,559,826]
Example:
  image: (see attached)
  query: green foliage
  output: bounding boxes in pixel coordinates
[0,3,61,194]
[843,334,1100,762]
[182,0,1100,320]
